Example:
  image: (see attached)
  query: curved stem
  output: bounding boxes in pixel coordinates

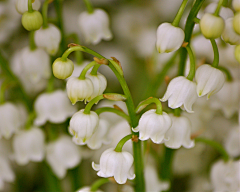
[67,33,83,64]
[62,46,84,61]
[90,178,109,191]
[29,31,37,51]
[217,66,233,82]
[195,137,229,162]
[84,95,104,114]
[115,134,133,152]
[79,61,98,79]
[83,0,94,14]
[185,45,195,81]
[210,39,219,68]
[172,0,189,27]
[214,0,224,16]
[95,107,130,123]
[28,0,33,12]
[90,64,100,75]
[136,97,163,115]
[42,0,49,29]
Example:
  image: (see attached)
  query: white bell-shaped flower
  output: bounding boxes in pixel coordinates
[224,126,240,158]
[86,72,107,101]
[164,114,195,149]
[66,77,94,104]
[34,24,61,55]
[210,80,239,118]
[13,127,45,165]
[34,90,77,126]
[160,76,198,113]
[52,58,74,80]
[222,18,240,45]
[156,23,185,53]
[132,109,172,144]
[233,0,240,11]
[15,0,41,14]
[86,118,110,150]
[69,109,99,144]
[77,187,102,192]
[0,102,22,139]
[92,148,135,184]
[46,135,81,179]
[0,156,15,190]
[210,160,240,192]
[195,64,225,99]
[78,9,112,44]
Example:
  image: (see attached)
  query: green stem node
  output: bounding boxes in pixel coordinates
[136,97,163,115]
[172,0,189,27]
[115,134,133,152]
[210,39,219,68]
[185,45,196,81]
[90,178,109,191]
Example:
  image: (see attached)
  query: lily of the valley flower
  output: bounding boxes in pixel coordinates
[195,64,225,99]
[15,0,41,14]
[13,127,45,165]
[164,114,195,149]
[86,72,107,101]
[222,18,240,45]
[0,156,15,191]
[69,109,99,144]
[78,9,112,44]
[132,109,172,144]
[77,187,102,192]
[233,0,240,11]
[34,24,61,55]
[46,135,81,179]
[34,90,77,126]
[224,126,240,157]
[66,77,94,104]
[92,148,135,184]
[156,23,185,53]
[160,76,198,113]
[52,58,74,80]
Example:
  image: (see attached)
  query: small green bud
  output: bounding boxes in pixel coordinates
[21,10,43,31]
[200,13,225,39]
[52,58,74,79]
[235,45,240,63]
[233,12,240,35]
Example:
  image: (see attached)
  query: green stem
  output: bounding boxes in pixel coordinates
[84,95,104,114]
[222,0,228,6]
[172,0,189,27]
[42,0,49,29]
[214,0,224,16]
[83,0,94,14]
[79,61,98,79]
[185,45,195,81]
[25,112,36,130]
[29,31,37,51]
[135,97,163,115]
[62,46,84,61]
[0,81,7,104]
[195,137,229,162]
[90,65,100,75]
[28,0,33,12]
[174,108,181,117]
[178,0,206,76]
[90,178,109,191]
[67,33,83,64]
[210,39,219,68]
[95,107,130,123]
[46,74,54,92]
[193,17,200,23]
[115,134,132,152]
[217,66,233,82]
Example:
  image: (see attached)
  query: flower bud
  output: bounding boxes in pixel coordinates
[235,44,240,63]
[21,11,43,31]
[222,18,240,45]
[233,0,240,11]
[233,12,240,35]
[200,13,225,39]
[156,23,185,53]
[52,58,74,79]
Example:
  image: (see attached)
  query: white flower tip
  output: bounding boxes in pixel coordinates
[92,162,100,171]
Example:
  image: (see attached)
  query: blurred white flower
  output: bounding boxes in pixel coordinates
[46,135,82,179]
[222,18,240,45]
[0,102,22,139]
[233,0,240,11]
[210,80,239,118]
[92,148,135,184]
[86,118,110,150]
[224,126,240,158]
[160,76,197,113]
[210,159,240,192]
[66,77,94,104]
[86,72,107,101]
[195,64,225,99]
[76,186,102,192]
[69,109,99,145]
[13,127,45,165]
[34,90,77,126]
[164,114,195,149]
[156,23,185,53]
[204,3,234,20]
[78,9,112,44]
[34,24,61,55]
[0,156,15,190]
[15,0,41,15]
[133,109,172,144]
